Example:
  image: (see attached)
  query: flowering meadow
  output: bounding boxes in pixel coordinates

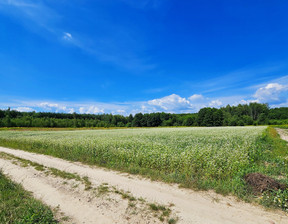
[0,127,266,181]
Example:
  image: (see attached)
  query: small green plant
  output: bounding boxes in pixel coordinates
[138,197,146,202]
[149,203,172,222]
[261,189,288,211]
[128,202,136,208]
[149,203,159,211]
[83,176,92,190]
[114,189,137,201]
[96,184,110,196]
[168,218,178,224]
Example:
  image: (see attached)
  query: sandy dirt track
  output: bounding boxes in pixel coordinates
[0,146,287,224]
[276,128,288,142]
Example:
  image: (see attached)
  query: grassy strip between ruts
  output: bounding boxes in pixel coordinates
[0,170,58,224]
[0,127,287,211]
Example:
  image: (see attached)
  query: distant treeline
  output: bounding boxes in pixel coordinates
[0,103,287,128]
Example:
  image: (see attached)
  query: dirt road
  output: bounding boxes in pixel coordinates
[0,146,287,224]
[276,128,288,142]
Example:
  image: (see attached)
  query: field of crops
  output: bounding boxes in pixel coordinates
[1,125,288,209]
[0,127,268,187]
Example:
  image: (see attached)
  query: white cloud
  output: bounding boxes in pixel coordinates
[1,93,240,115]
[37,102,74,113]
[209,99,223,108]
[188,94,204,102]
[2,78,288,116]
[254,83,288,104]
[188,94,204,101]
[148,94,191,111]
[63,32,72,41]
[116,109,126,114]
[236,99,259,105]
[13,106,34,112]
[79,106,104,114]
[39,102,58,108]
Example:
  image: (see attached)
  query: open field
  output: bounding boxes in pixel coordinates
[0,126,288,223]
[0,127,269,192]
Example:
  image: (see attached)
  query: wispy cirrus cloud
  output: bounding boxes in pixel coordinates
[0,0,59,31]
[0,0,156,72]
[0,0,36,8]
[183,64,286,96]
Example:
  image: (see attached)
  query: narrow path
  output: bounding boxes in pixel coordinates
[276,128,288,142]
[0,147,287,224]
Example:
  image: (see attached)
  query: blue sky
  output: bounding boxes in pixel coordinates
[0,0,288,115]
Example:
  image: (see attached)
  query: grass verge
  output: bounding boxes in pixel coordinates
[0,170,58,223]
[255,127,288,211]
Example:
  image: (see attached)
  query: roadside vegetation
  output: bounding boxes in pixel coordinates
[256,127,288,211]
[272,124,288,129]
[0,170,58,223]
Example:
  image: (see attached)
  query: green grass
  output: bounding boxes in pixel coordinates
[148,203,172,222]
[271,124,288,129]
[168,218,178,224]
[0,126,287,210]
[96,184,110,196]
[0,171,58,223]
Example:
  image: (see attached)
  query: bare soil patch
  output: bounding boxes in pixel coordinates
[276,128,288,142]
[245,173,286,193]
